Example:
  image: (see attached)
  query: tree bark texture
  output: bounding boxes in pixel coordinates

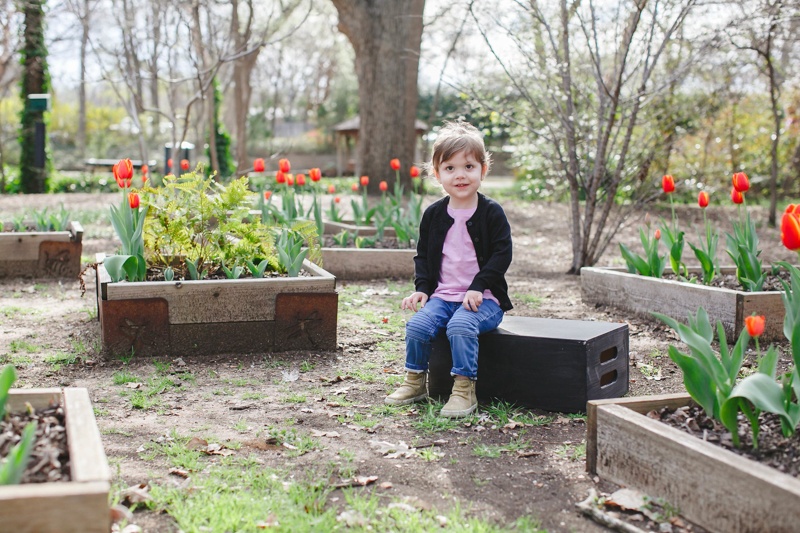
[332,0,424,194]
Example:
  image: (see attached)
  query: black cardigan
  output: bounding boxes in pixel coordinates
[413,192,513,311]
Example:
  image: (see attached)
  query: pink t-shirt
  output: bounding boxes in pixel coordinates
[431,205,499,305]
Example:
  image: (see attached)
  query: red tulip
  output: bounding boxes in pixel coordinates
[254,158,265,172]
[276,171,286,184]
[113,159,134,188]
[264,191,272,201]
[180,159,190,171]
[287,175,294,186]
[731,187,744,205]
[334,196,341,203]
[296,174,306,186]
[661,175,675,194]
[360,175,369,186]
[744,315,765,338]
[141,173,148,185]
[379,181,388,192]
[698,191,709,208]
[167,158,173,169]
[410,166,420,178]
[781,204,800,251]
[141,164,149,175]
[279,158,291,173]
[128,192,140,209]
[309,168,322,182]
[390,158,401,171]
[732,172,750,193]
[654,229,661,240]
[328,184,336,194]
[351,183,359,192]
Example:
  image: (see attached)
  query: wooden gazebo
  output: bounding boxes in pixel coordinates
[333,116,428,177]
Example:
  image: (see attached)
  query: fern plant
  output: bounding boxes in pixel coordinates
[141,171,320,279]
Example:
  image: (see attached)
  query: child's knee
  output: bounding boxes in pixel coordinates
[446,317,479,338]
[406,315,437,342]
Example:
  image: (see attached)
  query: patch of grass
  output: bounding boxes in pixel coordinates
[262,357,288,369]
[384,374,404,388]
[554,440,586,461]
[212,388,234,396]
[153,360,171,374]
[44,351,78,370]
[338,412,378,429]
[102,427,134,437]
[93,407,110,417]
[369,403,410,417]
[281,393,307,404]
[482,400,519,425]
[348,361,380,383]
[513,413,556,426]
[412,402,469,433]
[222,377,261,387]
[326,396,353,407]
[232,418,250,433]
[513,293,546,308]
[9,340,39,353]
[417,446,443,462]
[299,360,315,372]
[265,426,321,457]
[472,443,502,458]
[4,354,33,366]
[0,306,38,318]
[69,338,87,354]
[130,391,162,410]
[112,370,141,385]
[561,412,587,421]
[141,432,204,471]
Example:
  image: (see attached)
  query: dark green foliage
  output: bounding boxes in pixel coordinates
[207,79,234,179]
[17,0,50,193]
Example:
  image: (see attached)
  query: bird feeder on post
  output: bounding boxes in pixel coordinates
[27,93,50,170]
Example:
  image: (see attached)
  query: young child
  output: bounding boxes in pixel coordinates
[385,121,513,417]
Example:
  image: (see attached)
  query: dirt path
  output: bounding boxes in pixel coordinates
[1,191,794,532]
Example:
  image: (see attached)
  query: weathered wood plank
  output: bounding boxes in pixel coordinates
[6,389,62,412]
[594,401,800,533]
[0,481,110,533]
[64,388,111,483]
[586,393,691,475]
[0,232,72,261]
[101,260,336,324]
[581,267,785,340]
[321,248,414,280]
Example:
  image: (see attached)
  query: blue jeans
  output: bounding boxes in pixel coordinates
[404,297,504,379]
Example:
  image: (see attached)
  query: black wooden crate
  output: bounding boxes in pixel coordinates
[428,316,629,413]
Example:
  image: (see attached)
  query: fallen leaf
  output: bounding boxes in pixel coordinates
[169,467,189,478]
[125,382,142,389]
[282,442,298,451]
[109,504,133,524]
[120,483,152,504]
[186,437,208,450]
[379,482,393,489]
[282,369,300,382]
[503,420,525,430]
[605,488,647,511]
[310,429,340,438]
[353,475,378,486]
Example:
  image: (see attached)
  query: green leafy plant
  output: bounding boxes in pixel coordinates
[142,171,320,279]
[619,223,666,278]
[31,205,70,231]
[0,365,37,485]
[726,211,764,292]
[107,163,148,282]
[327,197,342,223]
[276,228,309,277]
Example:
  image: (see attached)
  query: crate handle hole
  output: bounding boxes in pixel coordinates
[599,346,617,364]
[600,369,617,387]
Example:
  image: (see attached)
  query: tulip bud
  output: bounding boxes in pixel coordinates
[654,229,661,240]
[698,191,709,208]
[334,196,341,203]
[379,181,388,192]
[254,158,265,173]
[113,158,134,188]
[276,171,286,184]
[167,158,173,169]
[781,204,800,251]
[296,174,306,186]
[328,184,336,194]
[141,164,149,175]
[390,159,401,171]
[309,168,322,182]
[661,174,675,194]
[744,315,765,338]
[732,172,750,193]
[128,192,140,209]
[264,191,272,201]
[287,175,294,186]
[410,166,420,178]
[180,159,190,171]
[279,158,291,173]
[731,187,744,205]
[360,175,369,186]
[351,183,359,192]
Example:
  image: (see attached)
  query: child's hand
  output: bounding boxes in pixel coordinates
[401,292,428,312]
[463,290,483,312]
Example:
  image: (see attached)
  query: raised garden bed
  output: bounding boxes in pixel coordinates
[581,266,785,341]
[320,248,415,280]
[2,388,110,533]
[323,220,397,238]
[586,393,800,532]
[0,222,83,278]
[95,257,338,357]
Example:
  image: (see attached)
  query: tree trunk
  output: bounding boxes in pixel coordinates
[77,0,89,163]
[19,0,49,193]
[332,0,424,194]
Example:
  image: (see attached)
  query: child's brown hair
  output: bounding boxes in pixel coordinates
[428,121,492,176]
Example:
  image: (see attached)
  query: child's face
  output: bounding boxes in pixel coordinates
[434,149,486,208]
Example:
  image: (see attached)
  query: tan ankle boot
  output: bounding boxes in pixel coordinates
[440,378,477,418]
[384,372,428,405]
